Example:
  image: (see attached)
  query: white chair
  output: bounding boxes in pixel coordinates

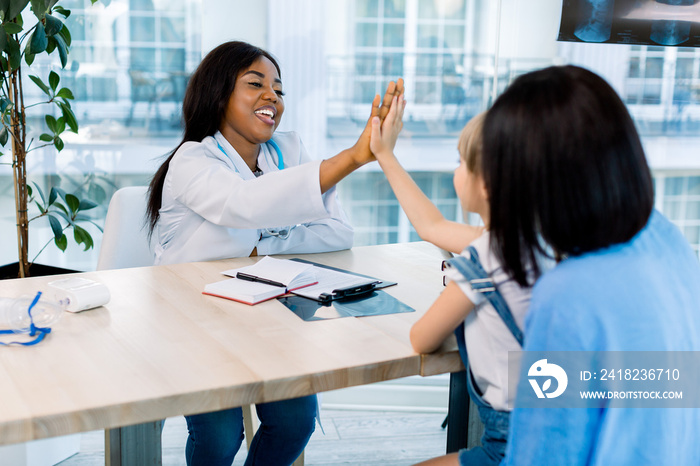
[97,187,302,464]
[97,186,155,271]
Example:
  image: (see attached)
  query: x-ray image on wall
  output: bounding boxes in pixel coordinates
[559,0,700,47]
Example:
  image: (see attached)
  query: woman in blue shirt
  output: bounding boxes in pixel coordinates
[482,65,700,465]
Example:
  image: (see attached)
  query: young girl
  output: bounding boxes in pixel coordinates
[146,41,402,466]
[370,98,533,466]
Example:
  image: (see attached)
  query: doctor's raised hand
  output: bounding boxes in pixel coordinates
[144,40,403,466]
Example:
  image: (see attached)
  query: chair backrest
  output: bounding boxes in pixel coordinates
[97,186,155,271]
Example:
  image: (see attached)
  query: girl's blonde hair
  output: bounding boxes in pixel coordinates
[457,112,486,176]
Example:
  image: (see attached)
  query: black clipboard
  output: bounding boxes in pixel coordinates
[279,259,413,321]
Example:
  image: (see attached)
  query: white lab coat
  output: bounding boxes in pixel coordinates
[154,131,353,265]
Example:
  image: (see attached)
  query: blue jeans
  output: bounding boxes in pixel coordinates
[457,405,509,466]
[184,394,317,466]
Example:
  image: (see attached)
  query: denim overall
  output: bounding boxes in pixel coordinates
[447,246,524,465]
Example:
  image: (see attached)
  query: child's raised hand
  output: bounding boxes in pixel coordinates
[370,93,405,159]
[379,78,404,121]
[348,79,404,166]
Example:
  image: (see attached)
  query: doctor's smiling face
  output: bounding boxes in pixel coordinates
[220,56,285,155]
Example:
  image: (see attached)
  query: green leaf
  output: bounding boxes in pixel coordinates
[29,74,50,95]
[34,199,46,214]
[24,51,35,65]
[0,126,7,146]
[48,185,58,204]
[44,13,61,36]
[55,115,65,133]
[80,220,104,236]
[57,20,69,45]
[0,97,11,113]
[78,199,98,211]
[45,35,55,53]
[7,0,29,20]
[3,22,23,34]
[52,5,69,19]
[0,0,11,19]
[48,69,58,90]
[53,201,68,217]
[73,225,93,251]
[28,21,47,54]
[0,25,7,52]
[29,0,47,21]
[54,135,63,151]
[54,233,67,251]
[31,181,46,205]
[48,213,62,239]
[45,114,56,132]
[56,87,73,100]
[59,102,77,132]
[65,192,79,213]
[39,132,52,141]
[26,183,32,197]
[8,36,20,70]
[53,26,67,67]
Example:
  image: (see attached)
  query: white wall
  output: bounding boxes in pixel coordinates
[498,0,562,63]
[268,0,328,159]
[201,0,268,54]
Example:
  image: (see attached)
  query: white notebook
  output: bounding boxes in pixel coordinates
[203,256,317,305]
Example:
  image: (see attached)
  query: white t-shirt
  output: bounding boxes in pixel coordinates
[444,232,532,411]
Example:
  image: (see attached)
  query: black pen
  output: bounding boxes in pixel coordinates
[236,272,286,288]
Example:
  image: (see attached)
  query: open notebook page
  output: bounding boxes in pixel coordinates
[221,256,315,289]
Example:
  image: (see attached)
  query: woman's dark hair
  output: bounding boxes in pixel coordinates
[146,41,281,235]
[482,65,654,287]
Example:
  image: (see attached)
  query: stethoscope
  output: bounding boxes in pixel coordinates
[215,138,284,170]
[216,137,295,239]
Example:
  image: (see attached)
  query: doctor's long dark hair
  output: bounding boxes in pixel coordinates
[146,41,281,235]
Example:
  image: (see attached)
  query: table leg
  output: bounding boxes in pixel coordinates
[446,370,469,453]
[105,420,163,466]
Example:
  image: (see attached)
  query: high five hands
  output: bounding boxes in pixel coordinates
[370,83,406,159]
[350,78,405,166]
[318,78,405,193]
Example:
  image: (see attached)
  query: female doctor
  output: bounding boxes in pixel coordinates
[146,41,402,466]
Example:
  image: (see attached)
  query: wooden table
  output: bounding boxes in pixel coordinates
[0,242,466,462]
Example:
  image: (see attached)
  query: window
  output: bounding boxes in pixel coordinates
[55,0,197,129]
[624,45,700,135]
[625,46,665,106]
[337,171,463,246]
[353,0,407,104]
[657,175,700,259]
[328,0,477,137]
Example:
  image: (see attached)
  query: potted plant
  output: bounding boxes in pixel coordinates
[1,0,100,278]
